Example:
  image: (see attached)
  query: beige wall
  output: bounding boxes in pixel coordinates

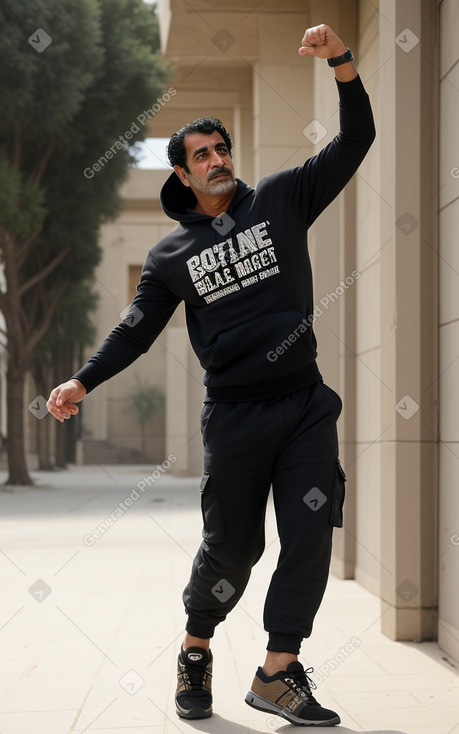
[377,0,438,643]
[310,0,384,593]
[352,0,382,597]
[80,168,206,474]
[438,0,459,662]
[82,170,181,463]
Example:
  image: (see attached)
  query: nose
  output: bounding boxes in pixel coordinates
[210,150,225,167]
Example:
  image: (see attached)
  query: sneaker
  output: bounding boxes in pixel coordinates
[245,661,340,727]
[175,646,213,719]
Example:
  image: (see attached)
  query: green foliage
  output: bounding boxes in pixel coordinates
[32,280,99,362]
[0,0,173,290]
[0,152,45,238]
[0,0,173,352]
[0,0,173,481]
[0,0,104,144]
[129,380,165,426]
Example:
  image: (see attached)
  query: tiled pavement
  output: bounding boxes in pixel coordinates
[0,465,458,734]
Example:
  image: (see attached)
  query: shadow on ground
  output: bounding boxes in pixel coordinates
[184,713,408,734]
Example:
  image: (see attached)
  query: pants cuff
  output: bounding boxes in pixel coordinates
[267,632,302,654]
[186,617,215,640]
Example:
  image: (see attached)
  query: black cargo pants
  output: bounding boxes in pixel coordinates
[183,380,346,655]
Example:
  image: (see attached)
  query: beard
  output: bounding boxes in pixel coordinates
[188,168,236,196]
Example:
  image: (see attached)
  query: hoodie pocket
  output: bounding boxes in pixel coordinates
[329,458,347,528]
[205,308,316,386]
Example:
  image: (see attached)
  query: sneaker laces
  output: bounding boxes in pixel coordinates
[180,659,209,691]
[285,666,319,705]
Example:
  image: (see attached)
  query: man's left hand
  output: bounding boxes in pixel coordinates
[298,24,346,59]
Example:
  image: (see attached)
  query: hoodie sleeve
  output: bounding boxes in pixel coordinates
[72,252,181,393]
[303,74,375,227]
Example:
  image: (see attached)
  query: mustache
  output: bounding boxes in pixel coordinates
[208,167,233,181]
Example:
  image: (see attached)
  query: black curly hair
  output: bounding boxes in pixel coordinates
[167,117,233,172]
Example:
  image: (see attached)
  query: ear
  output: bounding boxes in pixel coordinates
[173,164,191,187]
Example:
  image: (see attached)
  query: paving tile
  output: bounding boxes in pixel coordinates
[0,710,79,734]
[324,672,459,694]
[0,466,458,734]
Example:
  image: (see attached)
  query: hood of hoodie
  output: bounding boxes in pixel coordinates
[160,170,254,223]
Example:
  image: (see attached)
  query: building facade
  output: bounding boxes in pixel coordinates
[79,0,459,659]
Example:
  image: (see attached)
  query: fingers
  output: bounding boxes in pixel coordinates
[298,45,314,56]
[46,389,79,422]
[298,24,344,60]
[46,381,85,422]
[47,397,79,423]
[300,24,327,49]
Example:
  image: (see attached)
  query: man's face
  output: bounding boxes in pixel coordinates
[178,131,236,196]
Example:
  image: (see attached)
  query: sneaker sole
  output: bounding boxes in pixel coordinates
[245,691,340,727]
[176,703,212,720]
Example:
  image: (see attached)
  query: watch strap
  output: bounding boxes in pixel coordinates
[327,47,354,67]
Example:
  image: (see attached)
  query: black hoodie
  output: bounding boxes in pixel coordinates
[73,75,375,401]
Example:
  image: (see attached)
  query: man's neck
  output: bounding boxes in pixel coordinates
[194,183,238,216]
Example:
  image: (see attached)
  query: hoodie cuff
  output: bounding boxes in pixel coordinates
[71,368,98,394]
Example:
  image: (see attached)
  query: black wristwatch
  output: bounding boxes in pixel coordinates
[327,47,354,67]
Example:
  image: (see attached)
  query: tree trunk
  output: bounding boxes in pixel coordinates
[33,361,54,471]
[140,421,147,458]
[5,364,33,485]
[53,346,72,468]
[55,421,67,468]
[36,418,53,470]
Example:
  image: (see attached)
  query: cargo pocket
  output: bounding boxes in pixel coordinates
[200,472,226,543]
[329,458,347,528]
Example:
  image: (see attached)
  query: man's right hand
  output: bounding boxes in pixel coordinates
[46,379,87,422]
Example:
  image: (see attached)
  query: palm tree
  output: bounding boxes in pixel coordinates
[129,379,164,457]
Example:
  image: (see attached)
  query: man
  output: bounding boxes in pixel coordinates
[48,24,375,727]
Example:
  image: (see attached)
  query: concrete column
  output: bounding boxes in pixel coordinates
[379,0,438,640]
[252,10,312,181]
[165,326,189,474]
[165,325,205,477]
[349,0,383,598]
[309,0,359,580]
[438,0,459,663]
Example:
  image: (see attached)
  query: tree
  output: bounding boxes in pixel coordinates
[0,0,172,484]
[129,380,165,458]
[31,281,99,470]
